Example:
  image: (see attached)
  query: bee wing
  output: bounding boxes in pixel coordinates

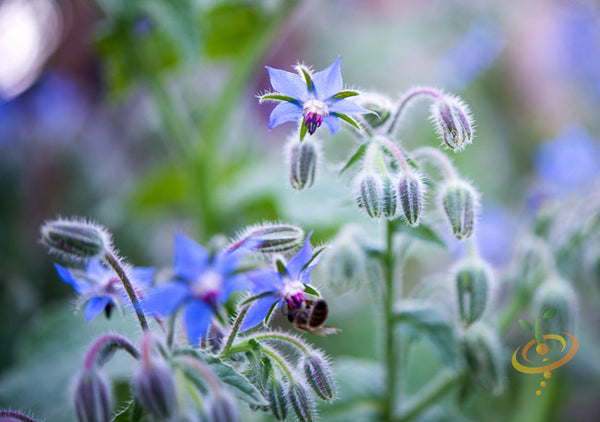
[309,326,341,336]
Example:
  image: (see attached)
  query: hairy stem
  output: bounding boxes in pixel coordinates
[412,146,458,180]
[84,334,140,370]
[247,332,311,355]
[0,410,40,422]
[220,305,249,355]
[384,219,398,421]
[387,87,443,137]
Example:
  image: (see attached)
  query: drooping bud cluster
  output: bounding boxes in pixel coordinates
[440,179,479,240]
[398,169,425,227]
[232,222,304,255]
[40,218,111,262]
[288,137,319,190]
[454,258,493,326]
[533,277,578,334]
[355,172,385,219]
[461,323,505,395]
[430,94,474,151]
[73,369,112,422]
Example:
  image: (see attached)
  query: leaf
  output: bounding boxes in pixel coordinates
[299,121,308,142]
[332,90,359,99]
[264,302,279,325]
[332,112,361,131]
[112,399,146,422]
[276,259,288,276]
[204,3,263,57]
[129,164,189,212]
[339,142,370,176]
[394,300,457,367]
[301,245,328,272]
[304,284,321,297]
[260,94,301,104]
[299,67,314,92]
[393,221,446,248]
[519,319,533,331]
[543,308,557,319]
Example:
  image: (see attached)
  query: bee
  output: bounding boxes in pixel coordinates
[287,299,340,336]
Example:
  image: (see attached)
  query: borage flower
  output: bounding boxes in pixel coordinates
[143,234,253,346]
[259,57,373,138]
[55,260,154,321]
[241,232,324,331]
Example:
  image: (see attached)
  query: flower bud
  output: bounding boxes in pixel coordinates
[267,378,287,420]
[440,180,479,240]
[454,259,492,326]
[355,92,392,128]
[303,354,336,401]
[288,138,319,190]
[134,362,177,420]
[73,368,112,422]
[462,323,505,395]
[0,410,39,422]
[355,173,384,219]
[430,95,474,151]
[209,393,240,422]
[324,226,366,292]
[381,175,399,219]
[287,383,315,422]
[232,223,304,255]
[41,218,110,262]
[398,170,425,227]
[511,235,552,288]
[533,278,578,334]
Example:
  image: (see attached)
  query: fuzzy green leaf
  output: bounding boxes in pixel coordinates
[393,221,446,248]
[332,90,359,99]
[332,112,361,131]
[339,142,370,176]
[260,93,301,104]
[303,284,321,297]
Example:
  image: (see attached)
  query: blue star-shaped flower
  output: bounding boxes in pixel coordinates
[260,57,372,136]
[241,232,324,331]
[143,233,253,346]
[55,260,154,322]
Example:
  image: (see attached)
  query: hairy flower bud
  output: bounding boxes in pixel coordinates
[355,92,392,128]
[232,223,304,255]
[511,235,552,288]
[209,393,240,422]
[533,278,578,334]
[462,323,505,395]
[288,138,319,190]
[41,218,110,262]
[454,259,492,326]
[430,95,474,151]
[398,170,425,226]
[267,378,287,420]
[440,180,479,240]
[134,362,177,420]
[303,354,336,401]
[73,369,112,422]
[381,174,399,219]
[355,173,384,219]
[287,383,315,422]
[324,226,366,292]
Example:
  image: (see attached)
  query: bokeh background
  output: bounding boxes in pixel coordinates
[1,0,599,421]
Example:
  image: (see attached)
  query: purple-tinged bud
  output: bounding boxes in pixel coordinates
[430,95,474,151]
[232,222,304,255]
[303,354,336,401]
[209,393,240,422]
[533,278,578,335]
[454,259,492,327]
[287,383,315,422]
[134,362,177,420]
[73,368,112,422]
[0,410,39,422]
[267,378,287,420]
[41,218,111,262]
[381,175,399,219]
[462,323,505,395]
[288,138,319,190]
[398,170,425,227]
[440,180,479,240]
[355,173,384,219]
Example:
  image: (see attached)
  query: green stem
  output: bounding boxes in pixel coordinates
[262,345,294,380]
[412,146,458,180]
[220,305,249,355]
[105,252,148,331]
[247,332,311,355]
[384,219,398,421]
[399,370,462,422]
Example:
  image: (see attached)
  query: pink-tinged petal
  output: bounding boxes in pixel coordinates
[322,115,341,134]
[143,282,189,317]
[174,233,209,280]
[329,99,373,115]
[266,66,308,100]
[312,57,343,100]
[286,231,314,278]
[241,295,278,332]
[85,296,111,321]
[269,102,303,130]
[184,300,213,346]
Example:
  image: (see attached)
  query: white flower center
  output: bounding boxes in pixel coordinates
[303,99,329,117]
[191,271,223,302]
[279,279,306,308]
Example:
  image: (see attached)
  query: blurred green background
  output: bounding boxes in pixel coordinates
[1,0,599,420]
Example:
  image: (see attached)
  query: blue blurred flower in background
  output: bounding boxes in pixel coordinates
[55,260,155,322]
[438,18,504,91]
[534,124,600,196]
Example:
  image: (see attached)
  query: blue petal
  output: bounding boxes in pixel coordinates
[300,251,324,285]
[286,231,314,278]
[143,282,189,317]
[323,115,341,134]
[54,263,88,294]
[184,300,213,346]
[269,102,303,130]
[130,267,155,289]
[266,66,308,100]
[174,233,209,281]
[241,295,278,332]
[312,57,343,101]
[85,296,111,322]
[329,99,373,115]
[221,274,252,302]
[246,269,284,295]
[86,259,111,279]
